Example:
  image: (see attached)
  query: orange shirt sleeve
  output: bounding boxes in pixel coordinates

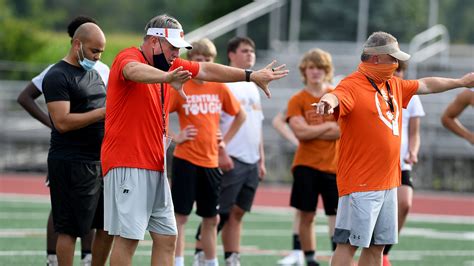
[332,81,357,117]
[170,58,200,78]
[400,79,419,108]
[117,48,144,82]
[220,84,241,116]
[286,93,303,121]
[168,87,182,112]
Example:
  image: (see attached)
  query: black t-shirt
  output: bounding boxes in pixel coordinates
[43,60,106,161]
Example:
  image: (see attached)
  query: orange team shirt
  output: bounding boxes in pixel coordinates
[286,88,339,174]
[169,80,240,168]
[331,71,418,196]
[101,47,199,175]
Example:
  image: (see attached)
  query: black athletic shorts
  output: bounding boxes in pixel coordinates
[401,170,414,188]
[171,156,222,217]
[48,159,103,237]
[290,165,338,215]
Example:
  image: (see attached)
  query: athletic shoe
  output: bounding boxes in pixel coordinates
[81,254,92,266]
[225,253,241,266]
[382,255,392,266]
[277,250,304,265]
[192,251,205,266]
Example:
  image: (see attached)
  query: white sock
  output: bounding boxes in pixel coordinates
[175,256,184,266]
[205,258,219,266]
[47,254,58,266]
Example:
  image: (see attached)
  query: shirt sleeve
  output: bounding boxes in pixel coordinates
[31,65,53,92]
[407,95,425,117]
[42,69,70,103]
[332,82,356,117]
[170,58,200,78]
[117,49,143,82]
[168,84,182,113]
[221,83,241,116]
[286,94,303,121]
[400,79,419,108]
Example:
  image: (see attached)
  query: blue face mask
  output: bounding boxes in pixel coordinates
[77,42,97,71]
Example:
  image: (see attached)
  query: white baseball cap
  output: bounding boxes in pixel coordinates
[146,27,192,50]
[363,42,410,61]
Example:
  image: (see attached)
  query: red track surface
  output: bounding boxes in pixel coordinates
[1,173,473,217]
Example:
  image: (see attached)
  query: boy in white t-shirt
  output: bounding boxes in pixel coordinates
[193,36,265,266]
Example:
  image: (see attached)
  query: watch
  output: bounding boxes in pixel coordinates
[245,69,253,82]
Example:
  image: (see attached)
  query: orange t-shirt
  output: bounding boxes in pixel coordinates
[286,89,339,174]
[331,71,418,196]
[169,80,240,168]
[101,47,199,175]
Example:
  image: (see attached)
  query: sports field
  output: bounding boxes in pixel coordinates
[0,175,473,265]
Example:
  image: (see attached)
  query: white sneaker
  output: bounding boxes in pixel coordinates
[277,250,304,265]
[192,251,205,266]
[225,253,240,266]
[81,254,92,266]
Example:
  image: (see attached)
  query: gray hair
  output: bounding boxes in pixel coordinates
[361,31,398,61]
[144,14,182,40]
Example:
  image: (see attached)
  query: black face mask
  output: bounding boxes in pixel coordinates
[152,40,171,71]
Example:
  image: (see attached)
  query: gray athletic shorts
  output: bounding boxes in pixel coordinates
[219,157,260,214]
[333,188,398,248]
[104,167,177,240]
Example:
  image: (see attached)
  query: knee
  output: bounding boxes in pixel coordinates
[203,215,220,228]
[300,212,315,225]
[175,214,189,225]
[160,235,177,252]
[230,207,245,221]
[367,245,385,256]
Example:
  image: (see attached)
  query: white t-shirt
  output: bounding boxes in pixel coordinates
[32,61,110,92]
[400,95,425,171]
[220,81,264,164]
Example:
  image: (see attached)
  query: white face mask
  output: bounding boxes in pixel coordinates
[77,42,97,71]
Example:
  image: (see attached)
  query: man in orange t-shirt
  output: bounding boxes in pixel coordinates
[286,48,340,266]
[314,31,474,266]
[169,38,246,266]
[101,14,288,265]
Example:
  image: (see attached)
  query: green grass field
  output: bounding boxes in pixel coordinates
[0,195,473,265]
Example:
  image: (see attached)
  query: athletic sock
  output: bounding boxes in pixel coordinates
[224,252,234,259]
[293,233,301,250]
[304,250,316,263]
[205,258,219,266]
[175,256,184,266]
[46,254,58,266]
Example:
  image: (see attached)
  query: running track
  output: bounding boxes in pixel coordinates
[1,173,473,217]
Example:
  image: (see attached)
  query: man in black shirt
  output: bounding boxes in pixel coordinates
[42,22,112,266]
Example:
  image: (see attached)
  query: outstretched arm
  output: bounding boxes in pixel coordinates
[123,62,192,98]
[441,89,474,144]
[196,60,288,98]
[313,93,339,115]
[17,82,52,128]
[417,72,474,95]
